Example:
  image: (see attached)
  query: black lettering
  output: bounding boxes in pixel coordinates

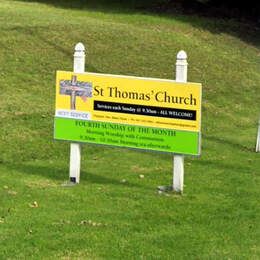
[94,86,104,96]
[155,91,164,102]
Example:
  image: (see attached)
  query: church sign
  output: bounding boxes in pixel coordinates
[54,71,202,155]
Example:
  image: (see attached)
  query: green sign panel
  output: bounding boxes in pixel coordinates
[54,117,200,155]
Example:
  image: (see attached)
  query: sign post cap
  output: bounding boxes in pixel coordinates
[75,42,85,52]
[177,50,187,60]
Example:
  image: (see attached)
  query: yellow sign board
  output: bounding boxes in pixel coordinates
[55,71,202,132]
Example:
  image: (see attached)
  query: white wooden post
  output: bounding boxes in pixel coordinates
[69,43,85,183]
[256,118,260,152]
[173,50,188,193]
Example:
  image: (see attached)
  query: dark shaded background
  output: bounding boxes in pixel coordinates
[19,0,260,23]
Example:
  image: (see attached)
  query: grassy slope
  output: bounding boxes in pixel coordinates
[0,0,259,258]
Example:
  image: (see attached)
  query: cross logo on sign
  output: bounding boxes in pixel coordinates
[59,75,93,110]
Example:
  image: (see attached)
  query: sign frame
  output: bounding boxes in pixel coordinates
[54,71,202,156]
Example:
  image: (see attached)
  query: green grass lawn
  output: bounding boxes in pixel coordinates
[0,0,259,258]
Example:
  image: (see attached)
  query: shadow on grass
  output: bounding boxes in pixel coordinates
[194,158,252,173]
[2,25,100,73]
[204,134,254,153]
[15,0,260,48]
[5,162,149,189]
